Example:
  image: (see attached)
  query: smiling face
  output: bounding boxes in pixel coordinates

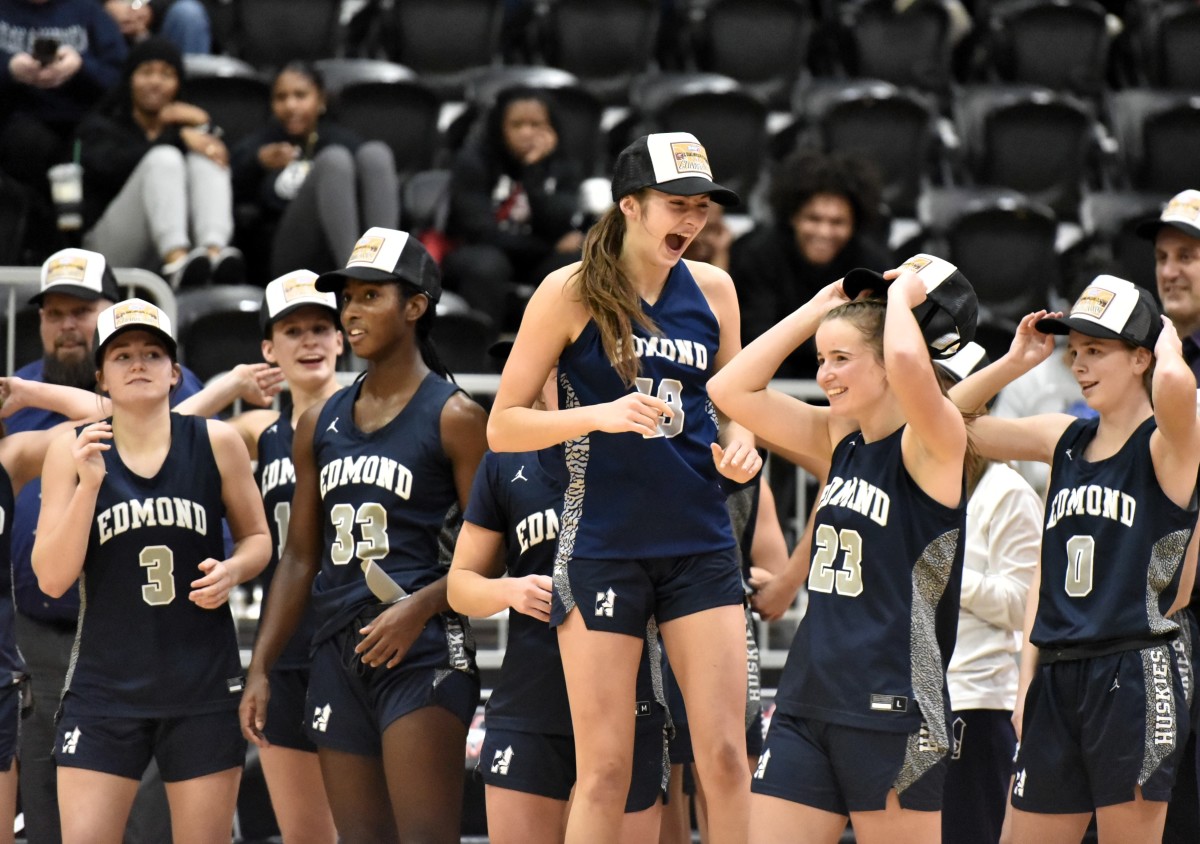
[98,329,179,400]
[338,279,426,362]
[620,190,712,270]
[263,306,342,390]
[1155,226,1200,337]
[1065,331,1151,410]
[130,59,179,117]
[815,316,887,419]
[271,69,324,139]
[791,193,854,267]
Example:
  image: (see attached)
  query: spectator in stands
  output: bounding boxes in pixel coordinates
[76,37,242,288]
[729,148,890,379]
[0,0,125,255]
[102,0,211,55]
[443,86,584,326]
[3,247,203,844]
[231,62,399,278]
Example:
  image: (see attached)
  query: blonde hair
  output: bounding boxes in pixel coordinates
[571,198,660,386]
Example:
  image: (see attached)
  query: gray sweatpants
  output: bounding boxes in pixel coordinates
[83,145,234,269]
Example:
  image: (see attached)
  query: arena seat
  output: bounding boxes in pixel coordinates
[382,0,505,99]
[175,285,266,383]
[836,0,956,98]
[984,0,1111,99]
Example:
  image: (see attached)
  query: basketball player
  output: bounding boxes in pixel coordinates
[239,228,489,844]
[488,132,761,843]
[709,259,974,843]
[31,299,271,844]
[448,354,668,844]
[950,276,1200,844]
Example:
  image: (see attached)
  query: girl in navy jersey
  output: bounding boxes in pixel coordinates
[240,228,489,844]
[449,361,668,843]
[709,257,971,843]
[950,276,1200,844]
[489,132,761,843]
[31,299,272,844]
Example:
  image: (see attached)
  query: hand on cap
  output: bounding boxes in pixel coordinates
[1005,310,1059,373]
[816,279,851,312]
[883,267,927,308]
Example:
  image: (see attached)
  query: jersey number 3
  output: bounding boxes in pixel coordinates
[808,525,865,597]
[330,502,390,565]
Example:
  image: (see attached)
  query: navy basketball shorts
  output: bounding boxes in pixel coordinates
[0,683,18,772]
[751,712,948,814]
[263,666,317,753]
[551,546,744,637]
[1012,643,1188,813]
[480,713,667,811]
[305,606,481,756]
[53,701,246,782]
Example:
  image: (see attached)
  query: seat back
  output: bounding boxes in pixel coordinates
[388,0,504,76]
[842,0,953,95]
[1141,105,1200,194]
[313,58,417,97]
[540,0,661,104]
[175,285,266,382]
[987,0,1110,97]
[693,0,813,107]
[432,310,496,375]
[1145,3,1200,89]
[184,75,271,148]
[235,0,341,69]
[333,81,443,178]
[1079,190,1171,292]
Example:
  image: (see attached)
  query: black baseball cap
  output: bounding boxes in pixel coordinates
[1035,275,1162,350]
[316,227,442,302]
[611,132,739,207]
[33,248,121,305]
[841,253,979,359]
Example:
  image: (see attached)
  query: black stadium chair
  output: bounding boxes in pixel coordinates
[953,84,1101,219]
[984,0,1111,99]
[536,0,662,105]
[797,80,946,218]
[175,285,266,383]
[331,80,443,178]
[383,0,505,98]
[313,58,417,97]
[1138,1,1200,90]
[234,0,341,70]
[836,0,956,98]
[689,0,815,109]
[919,187,1060,322]
[1078,190,1172,293]
[1107,89,1200,195]
[183,56,270,148]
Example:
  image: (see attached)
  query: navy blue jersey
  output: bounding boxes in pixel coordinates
[465,448,663,735]
[256,413,317,669]
[776,427,965,738]
[310,373,464,642]
[1034,417,1196,649]
[556,260,734,561]
[0,465,25,684]
[64,414,241,717]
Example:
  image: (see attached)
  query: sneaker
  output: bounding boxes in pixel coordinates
[209,246,246,286]
[162,247,211,289]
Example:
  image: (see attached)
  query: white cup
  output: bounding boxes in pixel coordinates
[47,162,83,231]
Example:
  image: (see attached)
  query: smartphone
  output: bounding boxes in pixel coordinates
[32,37,60,66]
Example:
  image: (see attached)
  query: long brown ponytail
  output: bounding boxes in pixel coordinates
[572,198,660,386]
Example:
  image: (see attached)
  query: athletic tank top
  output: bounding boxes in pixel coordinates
[556,260,734,561]
[0,465,26,683]
[466,448,663,735]
[310,373,464,642]
[65,414,240,717]
[256,413,317,670]
[776,427,965,738]
[1034,417,1196,649]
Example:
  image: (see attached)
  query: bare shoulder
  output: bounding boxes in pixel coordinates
[204,417,250,456]
[684,259,738,317]
[523,260,591,343]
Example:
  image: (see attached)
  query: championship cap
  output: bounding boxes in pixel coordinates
[1035,275,1162,350]
[316,227,441,302]
[32,248,121,305]
[1135,189,1200,241]
[934,341,989,383]
[261,270,339,337]
[841,253,979,359]
[93,298,176,365]
[611,132,739,207]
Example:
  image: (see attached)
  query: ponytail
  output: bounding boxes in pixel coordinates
[573,199,660,386]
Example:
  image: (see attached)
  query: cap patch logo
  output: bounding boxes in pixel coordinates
[45,256,88,284]
[1072,286,1116,319]
[670,142,713,178]
[112,300,162,330]
[901,256,933,274]
[348,235,385,266]
[1164,194,1200,224]
[282,275,319,301]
